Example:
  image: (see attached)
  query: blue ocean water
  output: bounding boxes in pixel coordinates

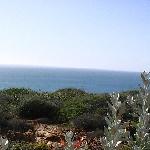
[0,66,141,93]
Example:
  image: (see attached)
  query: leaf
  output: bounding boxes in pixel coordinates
[105,116,112,127]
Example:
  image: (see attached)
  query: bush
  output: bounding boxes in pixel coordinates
[119,90,139,103]
[0,93,16,116]
[85,94,110,116]
[52,88,87,101]
[59,96,87,121]
[2,88,34,96]
[73,113,106,131]
[32,143,49,150]
[0,111,14,130]
[0,117,8,130]
[0,93,13,102]
[7,118,33,132]
[9,142,49,150]
[18,96,60,121]
[59,94,110,122]
[0,117,33,132]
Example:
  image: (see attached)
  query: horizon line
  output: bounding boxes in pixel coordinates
[0,64,141,73]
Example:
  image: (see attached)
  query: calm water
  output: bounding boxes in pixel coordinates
[0,67,141,93]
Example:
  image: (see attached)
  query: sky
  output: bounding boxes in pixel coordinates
[0,0,150,72]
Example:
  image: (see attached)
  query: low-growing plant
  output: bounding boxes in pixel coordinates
[52,88,87,101]
[101,71,150,150]
[18,96,60,121]
[59,94,110,122]
[9,142,49,150]
[7,118,33,132]
[73,113,106,132]
[101,93,129,150]
[2,88,35,96]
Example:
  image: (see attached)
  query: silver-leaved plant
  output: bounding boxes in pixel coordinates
[101,93,130,150]
[102,71,150,150]
[64,130,74,150]
[0,136,9,150]
[132,71,150,150]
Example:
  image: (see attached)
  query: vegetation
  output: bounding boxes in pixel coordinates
[0,88,113,127]
[0,72,149,149]
[8,142,49,150]
[18,96,60,120]
[101,71,150,150]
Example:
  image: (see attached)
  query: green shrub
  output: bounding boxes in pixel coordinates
[59,102,85,121]
[2,88,34,96]
[18,96,60,121]
[59,96,87,121]
[119,90,139,103]
[9,142,49,150]
[52,88,87,101]
[0,93,17,117]
[85,94,110,115]
[0,93,13,102]
[9,142,34,150]
[59,94,110,121]
[32,143,49,150]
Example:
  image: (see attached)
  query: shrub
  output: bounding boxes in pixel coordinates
[73,113,106,131]
[0,111,14,130]
[85,94,110,116]
[0,117,33,132]
[58,93,110,123]
[18,96,60,121]
[2,88,34,96]
[59,97,87,121]
[0,93,13,102]
[119,90,139,103]
[101,71,150,150]
[9,142,33,150]
[32,143,49,150]
[52,88,87,101]
[0,93,17,116]
[7,118,33,132]
[0,117,8,130]
[9,142,49,150]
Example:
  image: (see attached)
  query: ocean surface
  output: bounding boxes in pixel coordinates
[0,66,141,93]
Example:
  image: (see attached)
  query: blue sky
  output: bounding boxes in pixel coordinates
[0,0,150,72]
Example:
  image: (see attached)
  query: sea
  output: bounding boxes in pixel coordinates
[0,66,141,93]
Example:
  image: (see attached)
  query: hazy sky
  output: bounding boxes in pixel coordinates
[0,0,150,71]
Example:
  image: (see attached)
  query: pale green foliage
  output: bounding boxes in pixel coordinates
[64,131,89,150]
[101,93,129,150]
[0,136,8,150]
[64,131,74,150]
[102,71,150,150]
[132,71,150,150]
